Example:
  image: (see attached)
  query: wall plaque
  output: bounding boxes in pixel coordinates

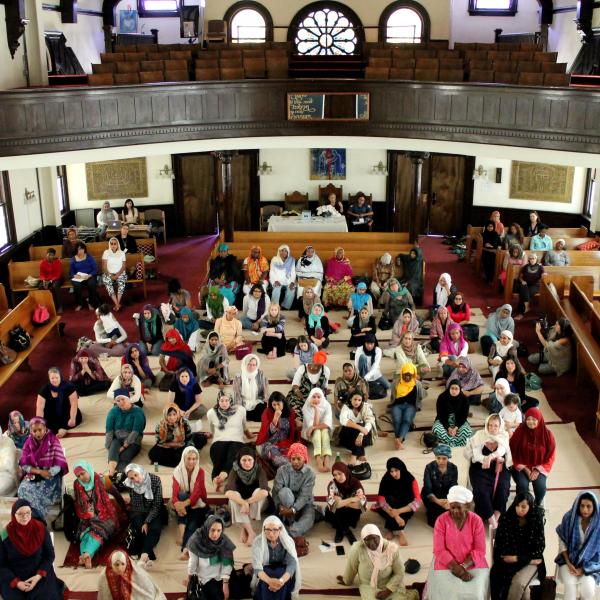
[85,157,148,200]
[287,92,370,121]
[509,161,574,203]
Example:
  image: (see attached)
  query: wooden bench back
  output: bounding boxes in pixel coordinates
[30,238,158,261]
[228,231,411,243]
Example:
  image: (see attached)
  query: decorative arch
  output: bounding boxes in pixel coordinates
[223,1,274,43]
[378,1,431,43]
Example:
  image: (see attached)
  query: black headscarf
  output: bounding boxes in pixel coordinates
[378,457,416,506]
[435,383,470,429]
[482,221,502,248]
[362,333,378,357]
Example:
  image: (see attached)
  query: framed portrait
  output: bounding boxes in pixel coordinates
[310,148,346,180]
[119,9,138,34]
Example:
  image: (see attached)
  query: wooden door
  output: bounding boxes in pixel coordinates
[390,154,413,232]
[428,155,467,235]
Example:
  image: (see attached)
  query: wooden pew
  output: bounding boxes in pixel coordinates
[228,231,411,244]
[0,290,61,388]
[0,284,8,319]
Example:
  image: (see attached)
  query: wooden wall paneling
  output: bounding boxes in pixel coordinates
[392,154,414,233]
[429,154,466,235]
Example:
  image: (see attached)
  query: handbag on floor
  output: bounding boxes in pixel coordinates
[186,574,205,600]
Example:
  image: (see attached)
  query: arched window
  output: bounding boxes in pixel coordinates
[289,2,364,56]
[224,2,273,44]
[378,1,431,43]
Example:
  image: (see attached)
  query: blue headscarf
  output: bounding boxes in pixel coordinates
[175,367,199,411]
[174,307,200,342]
[350,282,370,313]
[308,303,324,329]
[556,491,600,583]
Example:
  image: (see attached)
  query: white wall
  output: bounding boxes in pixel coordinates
[66,154,175,210]
[8,169,43,241]
[258,148,387,202]
[547,0,582,69]
[0,5,28,90]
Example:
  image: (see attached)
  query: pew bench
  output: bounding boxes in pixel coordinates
[227,231,411,244]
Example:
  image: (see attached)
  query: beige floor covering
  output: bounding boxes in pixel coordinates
[9,308,600,596]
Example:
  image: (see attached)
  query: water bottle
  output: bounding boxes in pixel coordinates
[154,462,159,473]
[335,451,341,463]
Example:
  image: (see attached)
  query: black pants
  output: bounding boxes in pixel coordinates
[261,334,286,357]
[180,506,210,550]
[201,578,225,600]
[482,250,496,283]
[130,512,162,560]
[148,444,186,468]
[469,463,511,521]
[517,282,539,314]
[74,380,111,396]
[72,278,98,308]
[339,426,372,457]
[376,506,414,532]
[430,338,441,353]
[246,403,266,422]
[480,335,494,358]
[423,497,447,527]
[325,506,362,532]
[210,441,243,479]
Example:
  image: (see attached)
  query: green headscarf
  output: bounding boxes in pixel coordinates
[73,459,95,492]
[207,286,225,319]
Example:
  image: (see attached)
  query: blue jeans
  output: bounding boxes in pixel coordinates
[241,316,258,330]
[391,403,417,440]
[271,284,295,309]
[511,468,548,505]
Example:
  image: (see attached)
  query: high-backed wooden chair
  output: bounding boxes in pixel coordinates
[318,183,343,206]
[260,204,282,230]
[284,191,309,212]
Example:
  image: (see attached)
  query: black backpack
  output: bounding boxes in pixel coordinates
[8,326,31,352]
[52,493,79,543]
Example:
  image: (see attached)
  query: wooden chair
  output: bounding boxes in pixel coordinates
[266,56,288,78]
[220,49,242,59]
[369,57,392,68]
[493,61,514,73]
[142,209,166,243]
[318,183,343,206]
[141,60,164,71]
[414,68,439,81]
[518,72,544,86]
[544,73,570,87]
[220,67,244,80]
[542,62,567,73]
[164,59,187,71]
[284,191,309,212]
[414,49,436,58]
[392,57,416,69]
[195,57,219,68]
[365,67,389,80]
[243,49,265,59]
[469,70,494,83]
[170,50,192,61]
[468,60,493,71]
[116,61,140,73]
[195,67,220,81]
[243,57,266,78]
[114,73,139,85]
[147,51,170,61]
[494,72,518,84]
[347,192,373,231]
[534,52,558,62]
[510,51,533,62]
[124,51,146,62]
[220,57,243,68]
[369,48,392,58]
[517,61,541,72]
[260,205,282,230]
[92,63,115,74]
[487,50,509,62]
[100,52,123,63]
[389,68,414,80]
[140,71,164,83]
[439,69,464,82]
[206,20,227,44]
[416,57,439,70]
[439,58,462,69]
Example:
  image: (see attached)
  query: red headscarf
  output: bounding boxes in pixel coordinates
[106,549,134,600]
[161,328,192,356]
[509,407,555,467]
[6,499,46,556]
[287,442,308,464]
[161,328,193,372]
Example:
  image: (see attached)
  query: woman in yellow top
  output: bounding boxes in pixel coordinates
[389,363,419,451]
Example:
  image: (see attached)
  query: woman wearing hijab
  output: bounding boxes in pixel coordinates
[432,273,457,317]
[296,245,324,298]
[371,253,396,306]
[430,306,455,353]
[288,352,330,419]
[0,499,63,599]
[325,462,366,544]
[487,330,517,380]
[6,411,29,451]
[490,210,505,236]
[428,485,489,600]
[69,348,111,396]
[348,306,377,348]
[339,393,376,465]
[389,308,420,347]
[480,304,516,357]
[516,254,544,318]
[225,445,269,546]
[102,237,127,311]
[482,220,503,283]
[337,523,418,600]
[260,303,287,359]
[555,491,600,600]
[298,286,318,322]
[432,381,473,447]
[124,463,165,567]
[269,244,296,309]
[168,366,205,420]
[252,515,300,600]
[355,334,389,400]
[510,407,556,505]
[322,247,354,309]
[334,363,370,412]
[301,388,333,473]
[306,303,331,348]
[98,549,166,599]
[242,245,269,295]
[173,307,199,343]
[148,404,192,467]
[422,444,459,527]
[545,238,571,266]
[389,363,419,450]
[485,378,514,416]
[36,367,82,438]
[206,242,241,306]
[490,492,546,600]
[375,457,421,545]
[73,459,119,569]
[381,278,415,327]
[242,284,271,332]
[202,286,229,331]
[18,417,68,518]
[447,291,471,324]
[215,306,245,352]
[233,354,269,421]
[197,331,230,387]
[105,395,146,477]
[347,281,373,327]
[447,356,485,406]
[123,343,155,388]
[465,414,512,529]
[187,515,236,599]
[158,328,196,390]
[107,363,144,407]
[97,201,119,238]
[399,246,424,303]
[438,323,469,379]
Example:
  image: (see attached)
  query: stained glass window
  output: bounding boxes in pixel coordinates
[295,7,358,55]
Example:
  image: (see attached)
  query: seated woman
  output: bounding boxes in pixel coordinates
[381,278,415,328]
[172,447,210,556]
[288,352,330,419]
[481,304,515,358]
[199,286,229,333]
[0,499,64,599]
[496,356,539,414]
[347,194,373,231]
[107,363,144,407]
[186,516,235,600]
[0,428,18,496]
[158,328,196,390]
[374,458,421,545]
[370,253,396,306]
[337,523,419,600]
[499,243,526,290]
[389,364,419,450]
[490,492,546,600]
[242,246,269,295]
[73,459,119,569]
[484,378,513,415]
[148,404,193,468]
[260,303,287,359]
[389,308,421,347]
[490,210,505,236]
[427,485,489,600]
[36,367,82,437]
[322,248,354,309]
[233,354,269,421]
[105,395,146,477]
[529,317,573,376]
[306,303,331,349]
[432,273,457,317]
[197,332,230,388]
[510,408,556,506]
[69,349,111,396]
[545,238,570,266]
[287,335,317,381]
[465,414,512,529]
[447,357,485,406]
[70,241,99,310]
[384,331,430,383]
[348,306,377,348]
[96,201,119,239]
[205,243,241,306]
[18,417,68,519]
[62,226,80,259]
[269,244,296,310]
[301,388,333,473]
[325,462,366,544]
[168,278,192,319]
[168,367,205,420]
[296,247,324,298]
[339,393,376,465]
[121,198,139,224]
[515,254,544,319]
[438,323,469,379]
[429,306,455,353]
[123,343,155,388]
[98,549,166,599]
[347,281,373,327]
[334,363,369,414]
[422,444,458,527]
[173,307,200,344]
[555,491,600,600]
[399,246,424,304]
[447,291,471,324]
[207,393,251,493]
[355,334,389,400]
[256,392,298,471]
[251,515,300,600]
[432,381,473,447]
[123,464,165,568]
[6,411,29,451]
[242,284,270,332]
[90,304,128,358]
[487,330,517,380]
[225,445,269,546]
[298,285,318,322]
[214,306,244,353]
[102,237,127,311]
[481,220,503,283]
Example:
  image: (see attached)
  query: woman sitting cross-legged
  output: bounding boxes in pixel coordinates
[389,308,421,347]
[422,444,459,527]
[138,304,164,356]
[90,304,128,358]
[158,328,196,391]
[123,343,155,389]
[102,237,127,311]
[487,330,517,380]
[480,304,515,357]
[446,356,485,406]
[214,306,244,353]
[186,515,236,600]
[325,462,366,544]
[36,367,82,438]
[495,356,539,414]
[148,404,193,468]
[348,306,376,348]
[69,349,111,397]
[374,458,421,545]
[18,417,68,519]
[173,307,200,344]
[339,393,376,466]
[355,334,389,400]
[322,247,354,309]
[107,363,144,407]
[199,286,230,332]
[296,246,324,299]
[384,331,430,381]
[389,363,419,450]
[306,302,331,349]
[269,244,296,310]
[197,331,230,388]
[432,381,473,447]
[298,285,319,322]
[381,278,415,328]
[287,352,330,420]
[0,499,64,599]
[72,459,120,570]
[347,281,373,328]
[286,335,318,381]
[233,353,269,422]
[225,445,269,547]
[429,306,455,353]
[333,362,369,417]
[168,367,205,421]
[301,388,333,473]
[241,284,270,332]
[437,323,468,380]
[260,303,287,359]
[168,278,192,319]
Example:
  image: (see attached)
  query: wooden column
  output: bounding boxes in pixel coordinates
[215,151,235,242]
[406,152,429,243]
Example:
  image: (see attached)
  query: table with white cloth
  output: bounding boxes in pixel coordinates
[267,215,348,232]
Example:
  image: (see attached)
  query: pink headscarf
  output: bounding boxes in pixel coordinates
[439,322,468,356]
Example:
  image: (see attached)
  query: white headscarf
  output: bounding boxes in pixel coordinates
[360,524,398,588]
[239,353,260,407]
[470,413,512,467]
[381,253,392,265]
[123,464,153,500]
[301,388,332,440]
[270,244,295,279]
[435,273,453,306]
[494,378,511,402]
[447,485,473,504]
[172,447,205,508]
[495,330,514,358]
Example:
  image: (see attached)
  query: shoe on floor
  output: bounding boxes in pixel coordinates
[334,529,344,544]
[345,529,357,544]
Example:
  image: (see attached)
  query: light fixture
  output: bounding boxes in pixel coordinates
[472,165,488,180]
[371,161,388,176]
[159,164,175,179]
[24,188,36,200]
[257,161,273,176]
